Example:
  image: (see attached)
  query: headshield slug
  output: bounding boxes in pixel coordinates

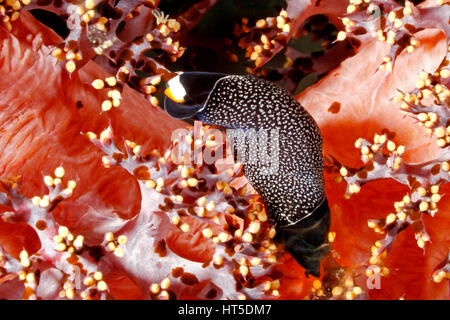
[164,72,330,277]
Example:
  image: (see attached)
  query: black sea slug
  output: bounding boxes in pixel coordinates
[164,72,331,277]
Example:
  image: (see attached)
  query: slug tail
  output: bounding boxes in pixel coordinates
[278,199,331,277]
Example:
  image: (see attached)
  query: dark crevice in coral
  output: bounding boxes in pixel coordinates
[395,0,426,5]
[159,0,205,16]
[29,9,69,39]
[253,14,358,94]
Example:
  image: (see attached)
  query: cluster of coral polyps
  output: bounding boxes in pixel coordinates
[291,0,449,300]
[236,9,292,68]
[325,130,449,282]
[337,0,450,151]
[0,169,113,300]
[325,0,450,286]
[0,121,286,300]
[0,0,186,107]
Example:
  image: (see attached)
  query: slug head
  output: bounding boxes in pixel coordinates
[164,72,226,119]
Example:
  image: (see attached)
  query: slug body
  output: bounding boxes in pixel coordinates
[164,72,330,276]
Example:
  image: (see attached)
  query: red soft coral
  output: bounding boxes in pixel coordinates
[297,1,449,300]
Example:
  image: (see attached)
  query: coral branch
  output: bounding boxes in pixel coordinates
[337,0,450,67]
[175,0,219,36]
[432,252,450,283]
